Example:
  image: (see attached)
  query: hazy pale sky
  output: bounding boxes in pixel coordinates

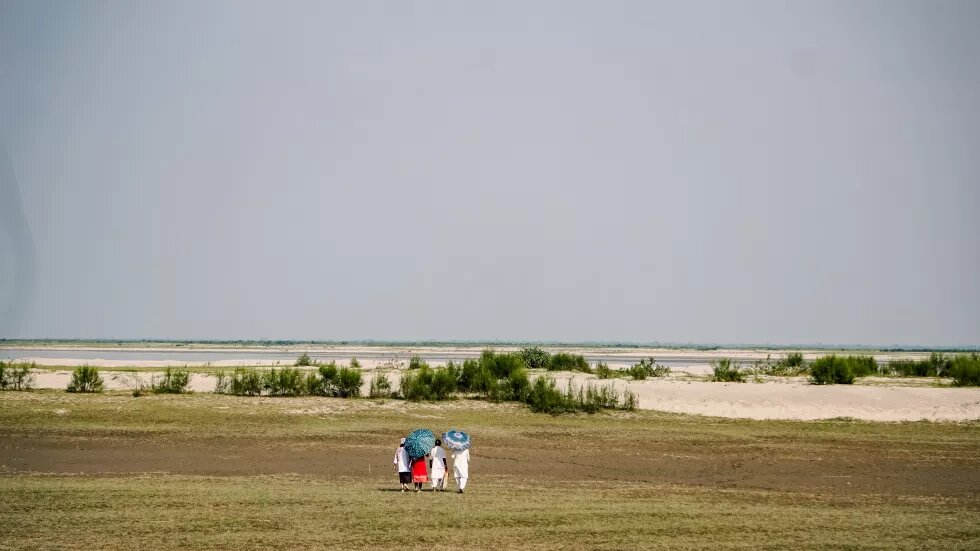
[1,0,978,345]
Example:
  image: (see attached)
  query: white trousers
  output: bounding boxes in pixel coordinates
[454,466,468,490]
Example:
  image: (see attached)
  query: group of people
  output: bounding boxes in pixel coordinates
[393,437,470,493]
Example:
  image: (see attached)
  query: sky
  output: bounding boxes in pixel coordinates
[1,0,978,346]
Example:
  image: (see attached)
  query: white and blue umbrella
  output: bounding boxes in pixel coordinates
[442,429,471,451]
[405,429,436,459]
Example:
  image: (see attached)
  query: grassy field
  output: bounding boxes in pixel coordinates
[2,391,979,550]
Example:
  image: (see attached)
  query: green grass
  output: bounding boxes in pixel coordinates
[5,474,979,551]
[1,392,979,550]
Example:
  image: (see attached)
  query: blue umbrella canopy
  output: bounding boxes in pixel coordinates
[442,429,471,451]
[405,429,435,459]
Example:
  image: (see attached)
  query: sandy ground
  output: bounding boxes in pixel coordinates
[27,367,980,422]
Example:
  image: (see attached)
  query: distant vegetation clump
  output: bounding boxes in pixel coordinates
[808,355,861,385]
[408,356,429,370]
[519,347,552,370]
[595,362,614,379]
[216,362,363,397]
[294,353,314,367]
[0,360,35,391]
[547,352,592,373]
[627,357,670,380]
[949,353,980,387]
[393,349,631,414]
[885,353,953,377]
[525,377,636,414]
[710,358,746,383]
[368,371,393,399]
[152,368,191,394]
[67,366,104,393]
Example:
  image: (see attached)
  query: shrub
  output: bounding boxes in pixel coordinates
[519,347,551,370]
[350,357,361,369]
[408,356,429,370]
[0,360,35,391]
[479,349,526,379]
[264,367,305,396]
[783,352,805,368]
[595,362,614,379]
[526,377,570,414]
[67,366,104,393]
[757,353,809,376]
[230,368,263,396]
[152,367,190,394]
[547,352,591,373]
[843,355,878,377]
[369,372,392,399]
[809,355,855,385]
[214,371,230,394]
[949,353,980,387]
[887,353,953,377]
[627,358,670,380]
[710,358,746,383]
[524,376,633,414]
[492,368,531,402]
[401,365,454,401]
[335,367,363,397]
[458,358,496,394]
[294,353,313,367]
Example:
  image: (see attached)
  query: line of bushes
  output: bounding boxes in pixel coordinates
[393,352,636,413]
[885,353,952,377]
[214,362,363,397]
[0,360,35,391]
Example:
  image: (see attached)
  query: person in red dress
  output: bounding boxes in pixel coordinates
[410,455,429,492]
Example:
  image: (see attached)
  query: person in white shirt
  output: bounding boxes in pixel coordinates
[429,439,447,491]
[392,438,411,492]
[452,447,470,493]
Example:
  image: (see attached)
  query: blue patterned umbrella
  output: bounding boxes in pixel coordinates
[405,429,435,459]
[442,429,471,451]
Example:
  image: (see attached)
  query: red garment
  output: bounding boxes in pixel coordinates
[411,457,428,483]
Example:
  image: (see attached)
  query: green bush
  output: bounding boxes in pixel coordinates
[408,356,429,370]
[401,365,455,401]
[783,352,805,368]
[0,360,35,391]
[595,362,614,379]
[305,362,362,397]
[350,357,361,369]
[710,358,746,383]
[294,353,313,367]
[519,347,551,370]
[627,358,670,380]
[67,366,104,393]
[547,352,591,373]
[525,376,633,414]
[264,367,305,396]
[335,367,363,397]
[526,377,570,414]
[949,353,980,386]
[809,355,855,385]
[478,349,526,379]
[369,372,393,399]
[458,358,496,394]
[757,353,809,376]
[887,353,953,377]
[843,355,878,377]
[152,367,190,394]
[230,368,263,396]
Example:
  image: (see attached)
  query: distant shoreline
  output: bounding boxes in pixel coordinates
[1,338,977,352]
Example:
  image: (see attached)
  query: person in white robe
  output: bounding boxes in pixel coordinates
[452,447,470,493]
[429,439,447,491]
